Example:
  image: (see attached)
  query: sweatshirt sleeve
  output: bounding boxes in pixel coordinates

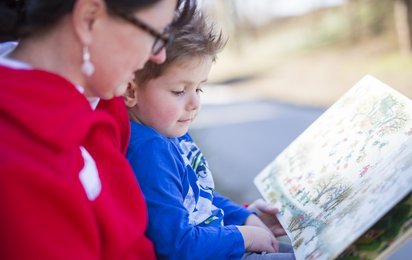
[128,138,245,260]
[213,192,252,226]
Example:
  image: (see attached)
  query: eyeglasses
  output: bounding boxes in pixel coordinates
[120,15,174,55]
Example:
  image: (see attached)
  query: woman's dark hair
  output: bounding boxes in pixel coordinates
[0,0,195,42]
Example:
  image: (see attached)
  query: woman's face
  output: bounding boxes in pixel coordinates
[85,0,177,99]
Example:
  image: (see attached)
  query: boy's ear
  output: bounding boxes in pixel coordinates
[123,81,138,108]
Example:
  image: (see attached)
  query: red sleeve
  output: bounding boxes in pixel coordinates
[0,129,99,259]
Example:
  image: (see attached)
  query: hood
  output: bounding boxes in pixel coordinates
[0,66,119,151]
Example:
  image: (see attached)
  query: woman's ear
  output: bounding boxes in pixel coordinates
[123,81,139,108]
[72,0,104,45]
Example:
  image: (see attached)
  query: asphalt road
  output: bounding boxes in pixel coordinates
[190,99,324,204]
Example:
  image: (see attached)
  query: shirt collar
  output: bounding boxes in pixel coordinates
[0,41,100,110]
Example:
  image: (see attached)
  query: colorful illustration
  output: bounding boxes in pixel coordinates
[254,75,412,260]
[338,192,412,259]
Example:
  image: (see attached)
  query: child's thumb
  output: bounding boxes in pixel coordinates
[271,236,280,252]
[256,199,277,213]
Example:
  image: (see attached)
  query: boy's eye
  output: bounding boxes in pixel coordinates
[172,90,185,96]
[196,88,204,94]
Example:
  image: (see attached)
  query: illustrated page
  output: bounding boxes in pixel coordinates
[254,75,412,260]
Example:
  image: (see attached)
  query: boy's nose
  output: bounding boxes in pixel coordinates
[149,48,166,64]
[187,93,200,111]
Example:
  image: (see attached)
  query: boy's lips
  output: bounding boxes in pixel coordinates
[178,118,192,123]
[179,113,195,123]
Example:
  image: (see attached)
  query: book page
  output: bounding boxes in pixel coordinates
[254,75,412,259]
[342,192,412,259]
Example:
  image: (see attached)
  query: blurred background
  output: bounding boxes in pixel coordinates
[189,0,412,203]
[200,0,412,107]
[187,1,411,256]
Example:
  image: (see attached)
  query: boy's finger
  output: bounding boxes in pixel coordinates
[271,226,287,236]
[259,203,278,214]
[272,237,280,252]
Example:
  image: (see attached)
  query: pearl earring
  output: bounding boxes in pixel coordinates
[81,46,95,76]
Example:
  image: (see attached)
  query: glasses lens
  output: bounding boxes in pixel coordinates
[152,38,165,55]
[152,25,175,55]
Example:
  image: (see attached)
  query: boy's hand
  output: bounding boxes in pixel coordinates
[237,226,279,253]
[244,212,272,233]
[247,199,287,237]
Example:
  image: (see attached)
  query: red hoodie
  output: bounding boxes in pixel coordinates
[0,65,155,259]
[97,97,131,156]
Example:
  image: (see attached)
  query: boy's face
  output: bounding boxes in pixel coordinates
[134,56,213,138]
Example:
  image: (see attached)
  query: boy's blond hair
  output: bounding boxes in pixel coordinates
[134,11,226,86]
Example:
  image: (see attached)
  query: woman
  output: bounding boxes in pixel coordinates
[0,0,194,259]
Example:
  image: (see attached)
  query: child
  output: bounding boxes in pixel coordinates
[125,12,295,260]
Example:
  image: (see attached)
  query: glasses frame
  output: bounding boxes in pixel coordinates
[119,14,173,55]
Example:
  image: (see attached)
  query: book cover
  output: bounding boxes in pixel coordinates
[254,75,412,259]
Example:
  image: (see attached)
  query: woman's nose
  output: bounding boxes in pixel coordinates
[149,48,166,64]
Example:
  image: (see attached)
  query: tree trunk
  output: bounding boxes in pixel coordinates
[394,0,412,55]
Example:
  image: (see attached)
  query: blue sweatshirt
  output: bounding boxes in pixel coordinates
[127,122,251,259]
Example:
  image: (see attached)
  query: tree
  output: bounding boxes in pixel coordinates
[394,0,412,55]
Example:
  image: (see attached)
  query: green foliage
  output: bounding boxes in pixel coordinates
[307,0,394,48]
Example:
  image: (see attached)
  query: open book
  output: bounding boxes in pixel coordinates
[254,75,412,259]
